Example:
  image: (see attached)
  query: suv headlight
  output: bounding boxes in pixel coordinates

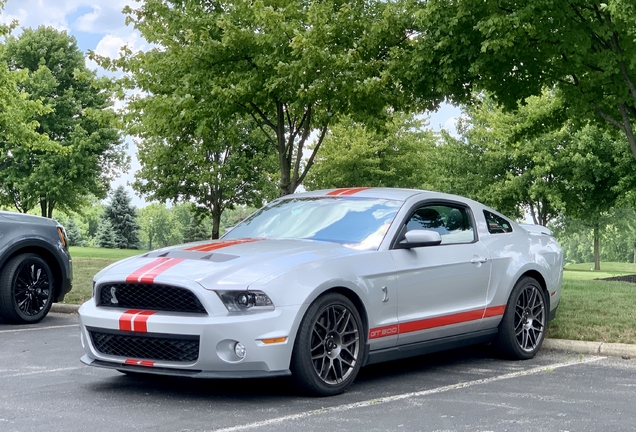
[216,290,274,312]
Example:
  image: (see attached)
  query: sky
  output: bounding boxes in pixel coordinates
[0,0,461,208]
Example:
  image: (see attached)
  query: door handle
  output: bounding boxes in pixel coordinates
[471,256,489,264]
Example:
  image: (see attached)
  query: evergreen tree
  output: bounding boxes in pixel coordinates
[183,217,210,243]
[103,186,141,249]
[63,218,85,247]
[95,217,117,249]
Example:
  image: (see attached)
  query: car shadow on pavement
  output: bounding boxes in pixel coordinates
[82,343,504,401]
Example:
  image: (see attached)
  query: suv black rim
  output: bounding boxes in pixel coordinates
[13,260,51,316]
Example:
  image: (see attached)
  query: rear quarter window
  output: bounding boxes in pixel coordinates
[484,211,513,234]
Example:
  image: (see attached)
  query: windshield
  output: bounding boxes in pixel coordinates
[223,197,402,250]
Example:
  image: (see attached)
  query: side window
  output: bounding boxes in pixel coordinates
[484,211,513,234]
[406,204,475,245]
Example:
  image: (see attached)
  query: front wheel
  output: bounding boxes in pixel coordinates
[0,253,55,324]
[290,293,365,396]
[493,277,547,360]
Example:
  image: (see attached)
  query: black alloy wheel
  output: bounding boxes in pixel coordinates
[494,276,547,360]
[0,253,55,324]
[291,293,364,396]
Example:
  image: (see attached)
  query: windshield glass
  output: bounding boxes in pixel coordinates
[223,197,402,250]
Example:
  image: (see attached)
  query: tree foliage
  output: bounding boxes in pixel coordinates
[0,26,126,217]
[434,92,636,269]
[107,0,422,197]
[132,113,277,239]
[413,0,636,162]
[305,113,437,190]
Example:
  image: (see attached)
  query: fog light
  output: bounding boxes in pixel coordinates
[234,342,246,359]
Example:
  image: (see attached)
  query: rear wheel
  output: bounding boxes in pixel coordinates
[290,293,364,396]
[494,277,547,359]
[0,253,55,324]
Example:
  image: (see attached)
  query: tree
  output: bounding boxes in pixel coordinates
[132,113,277,239]
[62,218,86,247]
[551,208,636,265]
[1,26,127,217]
[432,93,569,225]
[305,113,437,190]
[138,204,181,250]
[433,93,636,269]
[108,0,422,197]
[95,217,117,249]
[102,186,141,249]
[412,0,636,162]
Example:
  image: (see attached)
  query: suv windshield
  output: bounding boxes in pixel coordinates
[224,197,402,250]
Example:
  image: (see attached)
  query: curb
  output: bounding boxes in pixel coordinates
[49,303,635,359]
[51,303,80,314]
[542,338,635,359]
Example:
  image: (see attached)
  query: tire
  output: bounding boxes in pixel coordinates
[0,253,55,324]
[290,293,365,396]
[493,276,547,360]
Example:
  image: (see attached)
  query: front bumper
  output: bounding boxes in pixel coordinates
[78,299,302,378]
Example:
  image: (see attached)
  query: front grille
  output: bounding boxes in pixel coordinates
[98,283,207,314]
[89,330,200,362]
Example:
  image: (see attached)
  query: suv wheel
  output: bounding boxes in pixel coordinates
[0,253,55,324]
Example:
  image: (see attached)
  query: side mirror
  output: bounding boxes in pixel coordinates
[397,230,442,249]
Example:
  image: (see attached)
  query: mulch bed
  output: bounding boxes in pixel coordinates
[597,274,636,283]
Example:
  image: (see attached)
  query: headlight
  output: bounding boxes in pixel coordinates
[216,290,274,312]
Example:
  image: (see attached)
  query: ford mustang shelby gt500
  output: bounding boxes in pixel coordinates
[79,188,563,396]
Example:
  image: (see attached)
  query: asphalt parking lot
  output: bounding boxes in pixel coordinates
[2,312,635,432]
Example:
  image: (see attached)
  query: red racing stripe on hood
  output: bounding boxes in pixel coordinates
[326,187,371,196]
[126,258,170,283]
[185,238,261,252]
[126,258,184,284]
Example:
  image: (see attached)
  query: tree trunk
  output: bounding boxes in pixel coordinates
[593,224,601,271]
[211,208,221,240]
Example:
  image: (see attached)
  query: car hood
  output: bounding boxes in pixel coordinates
[96,238,365,290]
[0,211,59,227]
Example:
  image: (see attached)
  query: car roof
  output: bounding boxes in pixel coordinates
[285,187,472,203]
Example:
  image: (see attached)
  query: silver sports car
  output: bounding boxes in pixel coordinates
[78,188,563,396]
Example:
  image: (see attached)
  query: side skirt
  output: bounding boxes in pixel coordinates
[363,329,498,366]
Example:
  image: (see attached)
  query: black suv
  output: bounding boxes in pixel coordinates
[0,211,73,324]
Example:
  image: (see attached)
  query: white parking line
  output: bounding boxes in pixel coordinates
[0,366,84,379]
[211,356,606,432]
[0,324,78,334]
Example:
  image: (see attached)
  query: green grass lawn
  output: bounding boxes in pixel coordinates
[62,249,636,344]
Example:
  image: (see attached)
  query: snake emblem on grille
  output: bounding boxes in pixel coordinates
[110,286,119,304]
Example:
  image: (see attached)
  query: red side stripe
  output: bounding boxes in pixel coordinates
[185,238,260,252]
[139,258,184,284]
[126,258,171,283]
[368,305,507,339]
[119,309,143,332]
[483,305,506,318]
[399,309,484,334]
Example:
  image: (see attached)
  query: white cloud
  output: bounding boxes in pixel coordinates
[1,0,136,35]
